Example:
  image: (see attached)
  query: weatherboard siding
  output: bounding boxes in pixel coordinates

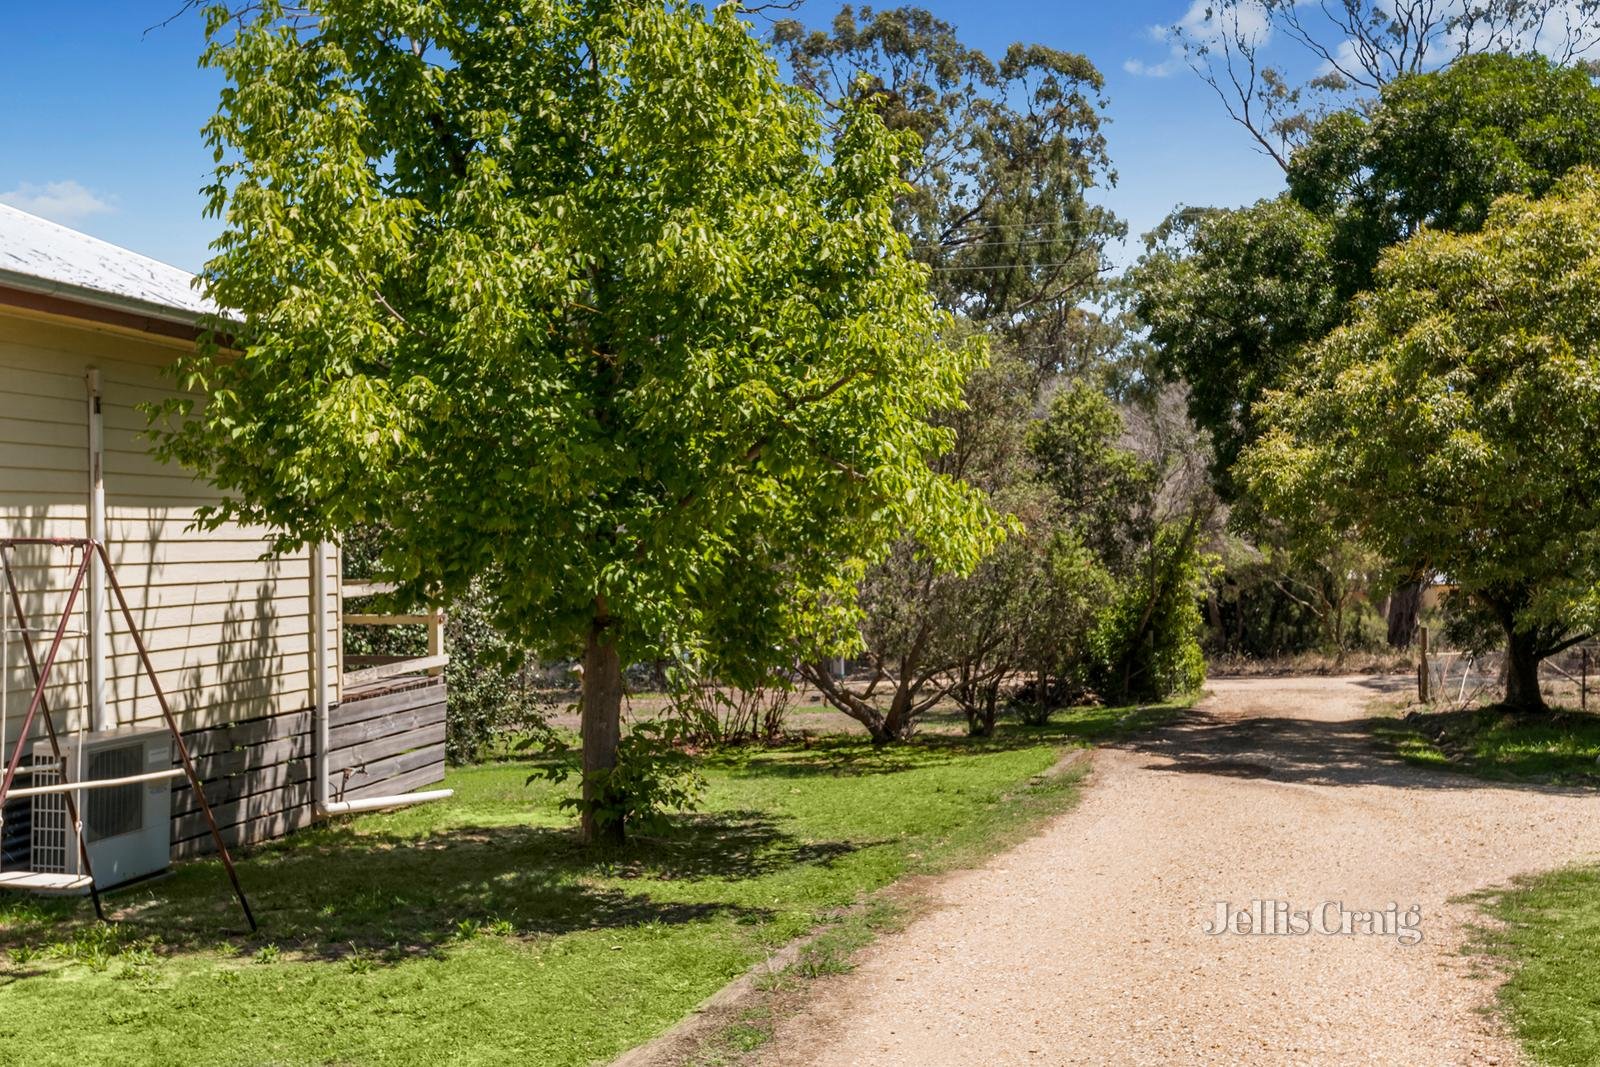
[0,309,338,749]
[171,677,446,857]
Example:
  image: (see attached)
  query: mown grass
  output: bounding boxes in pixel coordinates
[0,699,1187,1066]
[1371,704,1600,785]
[1471,865,1600,1066]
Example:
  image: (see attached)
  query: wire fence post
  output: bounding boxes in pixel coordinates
[1417,625,1430,705]
[1583,646,1589,713]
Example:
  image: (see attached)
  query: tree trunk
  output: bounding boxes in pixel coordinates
[1502,624,1547,713]
[800,662,890,742]
[1206,591,1224,647]
[1387,580,1422,649]
[879,678,913,745]
[966,687,992,739]
[579,603,625,846]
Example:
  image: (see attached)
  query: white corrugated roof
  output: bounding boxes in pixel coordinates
[0,201,216,323]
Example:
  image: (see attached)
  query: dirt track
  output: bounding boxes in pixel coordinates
[756,676,1600,1066]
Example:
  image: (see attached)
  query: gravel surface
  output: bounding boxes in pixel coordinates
[757,676,1600,1066]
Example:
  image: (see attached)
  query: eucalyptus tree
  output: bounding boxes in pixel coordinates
[772,5,1123,376]
[1241,171,1600,711]
[1135,55,1600,489]
[161,0,1000,842]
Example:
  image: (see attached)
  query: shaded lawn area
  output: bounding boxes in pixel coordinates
[1472,865,1600,1067]
[0,700,1185,1066]
[1371,704,1600,785]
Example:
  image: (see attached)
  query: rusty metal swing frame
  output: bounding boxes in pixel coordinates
[0,537,256,931]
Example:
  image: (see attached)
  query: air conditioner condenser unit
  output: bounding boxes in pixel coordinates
[30,726,174,891]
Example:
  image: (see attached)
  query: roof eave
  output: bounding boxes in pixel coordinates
[0,268,213,344]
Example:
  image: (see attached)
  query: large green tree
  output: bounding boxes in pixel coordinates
[1241,171,1600,711]
[1129,198,1342,489]
[162,0,999,842]
[1288,53,1600,295]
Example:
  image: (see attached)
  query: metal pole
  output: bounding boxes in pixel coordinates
[1,548,106,920]
[96,542,256,932]
[0,550,90,803]
[1418,625,1430,704]
[4,767,186,801]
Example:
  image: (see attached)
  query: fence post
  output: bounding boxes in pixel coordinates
[1417,625,1430,704]
[1583,647,1589,713]
[427,609,446,678]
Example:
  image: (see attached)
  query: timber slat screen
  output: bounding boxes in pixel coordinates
[171,677,446,857]
[339,581,448,689]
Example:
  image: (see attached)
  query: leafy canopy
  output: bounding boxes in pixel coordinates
[161,0,1000,673]
[1132,54,1600,491]
[1128,198,1342,487]
[1289,53,1600,293]
[1240,169,1600,650]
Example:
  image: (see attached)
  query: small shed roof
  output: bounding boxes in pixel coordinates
[0,202,216,325]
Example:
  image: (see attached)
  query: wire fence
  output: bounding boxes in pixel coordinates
[1415,629,1598,712]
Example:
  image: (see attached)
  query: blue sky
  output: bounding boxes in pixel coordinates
[0,1,1284,273]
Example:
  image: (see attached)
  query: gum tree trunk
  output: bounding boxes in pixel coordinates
[579,600,625,845]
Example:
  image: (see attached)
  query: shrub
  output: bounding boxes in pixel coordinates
[536,716,705,839]
[342,527,550,763]
[673,668,798,747]
[1089,521,1210,703]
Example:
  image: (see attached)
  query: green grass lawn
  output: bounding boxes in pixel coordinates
[1473,866,1600,1066]
[0,701,1185,1066]
[1372,705,1600,785]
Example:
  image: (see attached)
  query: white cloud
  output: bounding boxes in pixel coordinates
[1125,1,1274,80]
[1176,0,1272,48]
[1124,58,1178,78]
[0,180,116,225]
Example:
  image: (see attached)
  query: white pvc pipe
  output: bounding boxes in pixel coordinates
[5,766,185,800]
[319,788,454,816]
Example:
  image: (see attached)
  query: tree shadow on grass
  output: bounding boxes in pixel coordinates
[0,808,864,969]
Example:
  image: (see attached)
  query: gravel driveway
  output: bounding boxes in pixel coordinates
[756,675,1600,1066]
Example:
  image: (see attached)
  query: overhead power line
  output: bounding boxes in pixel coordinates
[916,236,1109,249]
[927,260,1109,273]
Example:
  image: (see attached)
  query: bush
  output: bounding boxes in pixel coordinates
[439,585,553,762]
[667,660,797,746]
[1089,522,1210,703]
[536,716,705,839]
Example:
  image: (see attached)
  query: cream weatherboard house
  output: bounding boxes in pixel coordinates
[0,203,447,893]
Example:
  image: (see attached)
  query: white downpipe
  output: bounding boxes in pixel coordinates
[312,541,332,813]
[85,369,109,733]
[311,544,453,818]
